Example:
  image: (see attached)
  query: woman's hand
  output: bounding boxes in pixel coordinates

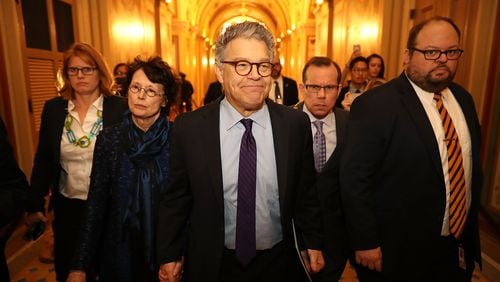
[341,92,353,111]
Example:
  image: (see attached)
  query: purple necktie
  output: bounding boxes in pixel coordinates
[313,120,326,172]
[235,118,257,265]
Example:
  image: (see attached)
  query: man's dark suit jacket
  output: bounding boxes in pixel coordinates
[0,118,28,228]
[157,99,322,282]
[26,95,128,213]
[203,81,223,105]
[296,103,350,280]
[340,72,482,280]
[282,76,299,106]
[0,118,28,282]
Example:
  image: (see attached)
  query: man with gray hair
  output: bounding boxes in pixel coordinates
[157,21,324,282]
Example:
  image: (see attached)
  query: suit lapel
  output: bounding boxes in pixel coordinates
[201,102,224,213]
[267,102,288,211]
[396,73,444,180]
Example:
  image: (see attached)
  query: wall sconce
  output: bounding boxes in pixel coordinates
[113,21,153,40]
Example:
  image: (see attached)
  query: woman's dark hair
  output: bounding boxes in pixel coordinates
[123,56,178,112]
[366,53,385,79]
[113,62,128,76]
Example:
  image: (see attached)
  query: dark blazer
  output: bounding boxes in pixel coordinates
[340,72,482,280]
[203,81,223,105]
[282,76,299,106]
[296,103,350,280]
[27,95,128,213]
[157,99,322,282]
[0,118,28,229]
[71,117,170,281]
[335,85,349,109]
[0,118,28,282]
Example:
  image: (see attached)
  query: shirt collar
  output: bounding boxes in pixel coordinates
[405,72,451,104]
[220,97,269,131]
[303,105,334,127]
[67,95,104,112]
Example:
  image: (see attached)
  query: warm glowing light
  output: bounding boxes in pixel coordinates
[291,24,296,31]
[192,57,197,66]
[165,0,172,3]
[360,24,379,39]
[209,58,215,65]
[113,22,145,38]
[287,29,292,35]
[316,0,324,4]
[220,18,265,36]
[202,56,208,66]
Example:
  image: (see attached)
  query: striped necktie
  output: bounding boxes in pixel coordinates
[235,118,257,265]
[434,92,467,239]
[312,120,326,172]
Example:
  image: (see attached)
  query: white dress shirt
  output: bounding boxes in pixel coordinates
[268,76,284,102]
[302,107,337,160]
[408,77,472,236]
[219,98,282,250]
[59,95,103,200]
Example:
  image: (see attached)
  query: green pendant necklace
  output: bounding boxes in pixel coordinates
[64,110,103,148]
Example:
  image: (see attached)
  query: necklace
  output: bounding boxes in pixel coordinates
[64,110,103,148]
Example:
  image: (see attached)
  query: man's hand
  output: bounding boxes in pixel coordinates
[158,258,183,282]
[307,249,325,273]
[66,271,86,282]
[300,249,325,274]
[25,211,47,225]
[355,247,382,272]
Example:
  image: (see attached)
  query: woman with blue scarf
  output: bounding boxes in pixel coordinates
[67,56,177,281]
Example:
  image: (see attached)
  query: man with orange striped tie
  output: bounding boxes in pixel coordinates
[340,16,482,282]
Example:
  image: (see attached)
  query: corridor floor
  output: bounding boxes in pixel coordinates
[6,223,493,282]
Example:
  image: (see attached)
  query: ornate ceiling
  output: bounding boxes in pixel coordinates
[176,0,316,43]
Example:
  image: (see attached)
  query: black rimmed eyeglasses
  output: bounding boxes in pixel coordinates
[67,67,98,76]
[410,48,464,60]
[305,84,340,94]
[221,60,274,77]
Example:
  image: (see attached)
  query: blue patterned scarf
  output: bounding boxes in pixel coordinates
[123,112,169,269]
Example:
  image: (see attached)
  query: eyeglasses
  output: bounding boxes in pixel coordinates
[305,84,339,94]
[128,84,163,97]
[67,67,98,76]
[221,60,273,77]
[410,48,464,60]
